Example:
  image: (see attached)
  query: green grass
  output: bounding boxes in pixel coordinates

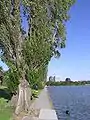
[0,107,13,120]
[0,86,13,120]
[0,98,13,120]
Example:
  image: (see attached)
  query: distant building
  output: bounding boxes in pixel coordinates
[49,76,56,82]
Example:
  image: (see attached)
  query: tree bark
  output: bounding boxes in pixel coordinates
[15,78,31,115]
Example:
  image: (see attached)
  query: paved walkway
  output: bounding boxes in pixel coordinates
[22,87,58,120]
[30,87,52,109]
[39,109,58,120]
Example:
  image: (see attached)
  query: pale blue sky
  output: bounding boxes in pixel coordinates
[48,0,90,81]
[0,0,90,80]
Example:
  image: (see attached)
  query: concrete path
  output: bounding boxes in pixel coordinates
[22,87,58,120]
[39,109,58,120]
[30,87,52,110]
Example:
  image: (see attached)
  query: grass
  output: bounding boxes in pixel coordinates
[0,107,13,120]
[0,86,13,120]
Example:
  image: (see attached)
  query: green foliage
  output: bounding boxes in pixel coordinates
[46,81,90,86]
[32,89,41,98]
[4,62,19,94]
[0,0,75,93]
[26,66,47,89]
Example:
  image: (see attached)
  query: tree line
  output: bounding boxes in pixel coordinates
[46,80,90,86]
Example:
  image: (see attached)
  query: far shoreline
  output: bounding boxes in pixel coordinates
[46,80,90,86]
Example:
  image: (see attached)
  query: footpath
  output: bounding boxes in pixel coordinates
[30,87,52,109]
[22,87,58,120]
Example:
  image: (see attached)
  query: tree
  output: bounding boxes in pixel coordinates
[65,78,71,82]
[0,0,75,114]
[0,67,3,85]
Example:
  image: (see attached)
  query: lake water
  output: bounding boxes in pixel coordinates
[48,86,90,120]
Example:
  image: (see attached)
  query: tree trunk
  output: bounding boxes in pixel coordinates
[15,78,31,115]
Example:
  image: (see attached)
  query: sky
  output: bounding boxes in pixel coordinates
[48,0,90,81]
[0,0,90,80]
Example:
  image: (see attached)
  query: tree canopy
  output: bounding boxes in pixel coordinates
[0,0,75,114]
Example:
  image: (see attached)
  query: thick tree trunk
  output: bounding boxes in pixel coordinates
[9,1,32,115]
[15,79,31,115]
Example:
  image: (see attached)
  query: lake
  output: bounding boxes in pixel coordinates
[48,86,90,120]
